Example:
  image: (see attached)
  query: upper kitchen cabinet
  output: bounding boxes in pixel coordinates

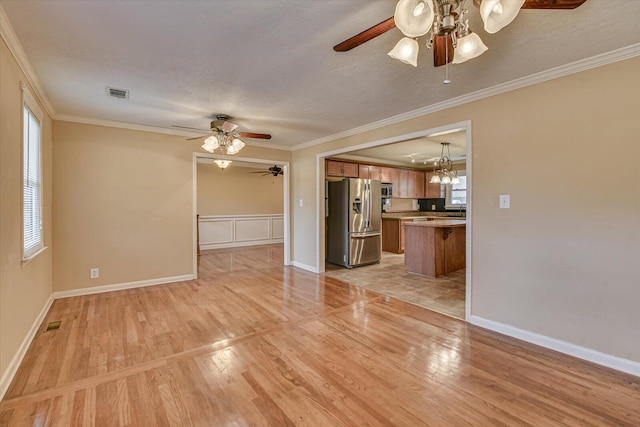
[359,165,382,180]
[396,169,425,198]
[380,167,397,184]
[425,172,443,198]
[326,160,359,178]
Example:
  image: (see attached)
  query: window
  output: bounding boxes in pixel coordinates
[22,82,45,260]
[445,171,467,210]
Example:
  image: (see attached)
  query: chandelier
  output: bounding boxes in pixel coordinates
[430,142,461,185]
[388,0,525,73]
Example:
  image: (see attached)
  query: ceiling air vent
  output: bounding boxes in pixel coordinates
[107,87,129,99]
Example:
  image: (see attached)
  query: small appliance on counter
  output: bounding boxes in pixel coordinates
[327,178,382,268]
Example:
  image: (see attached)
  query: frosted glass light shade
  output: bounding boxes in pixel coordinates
[226,138,245,155]
[394,0,434,37]
[441,175,451,185]
[452,32,488,64]
[202,135,219,153]
[214,159,232,169]
[480,0,525,34]
[429,174,441,184]
[388,37,419,67]
[451,175,461,185]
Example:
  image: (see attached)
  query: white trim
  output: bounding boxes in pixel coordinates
[53,274,195,299]
[199,214,284,219]
[0,5,55,117]
[291,261,320,274]
[464,125,472,321]
[20,245,48,266]
[55,114,293,151]
[0,294,54,401]
[201,239,284,251]
[292,43,640,151]
[469,315,640,378]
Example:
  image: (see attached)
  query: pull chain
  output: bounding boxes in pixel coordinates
[444,37,451,84]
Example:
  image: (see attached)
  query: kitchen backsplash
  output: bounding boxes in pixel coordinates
[418,198,446,212]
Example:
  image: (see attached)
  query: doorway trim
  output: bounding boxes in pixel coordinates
[192,153,291,278]
[315,120,472,321]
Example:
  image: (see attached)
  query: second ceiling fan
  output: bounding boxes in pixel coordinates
[334,0,587,70]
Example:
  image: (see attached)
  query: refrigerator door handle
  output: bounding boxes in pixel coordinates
[350,231,381,238]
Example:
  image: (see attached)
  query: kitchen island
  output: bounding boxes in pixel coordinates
[404,220,466,277]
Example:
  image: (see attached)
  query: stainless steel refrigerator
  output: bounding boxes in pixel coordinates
[327,178,381,268]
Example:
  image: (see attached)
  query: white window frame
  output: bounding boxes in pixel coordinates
[21,82,47,263]
[445,170,467,210]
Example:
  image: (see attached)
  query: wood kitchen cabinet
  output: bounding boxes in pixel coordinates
[326,160,359,178]
[395,169,425,198]
[358,165,382,180]
[404,221,466,277]
[425,172,443,198]
[380,167,396,183]
[382,218,412,254]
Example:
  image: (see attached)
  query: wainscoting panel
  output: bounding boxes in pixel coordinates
[199,215,284,250]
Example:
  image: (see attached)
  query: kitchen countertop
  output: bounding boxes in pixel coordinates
[382,213,466,220]
[403,220,466,228]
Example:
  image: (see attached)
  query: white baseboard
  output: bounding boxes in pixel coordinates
[291,261,319,273]
[0,294,54,401]
[53,274,195,299]
[200,239,283,251]
[469,315,640,378]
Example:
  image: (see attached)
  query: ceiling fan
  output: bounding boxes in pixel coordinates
[173,114,272,155]
[333,0,587,71]
[249,165,284,177]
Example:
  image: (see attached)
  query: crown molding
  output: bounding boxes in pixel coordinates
[292,43,640,152]
[54,114,293,151]
[0,5,56,118]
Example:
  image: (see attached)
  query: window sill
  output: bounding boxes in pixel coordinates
[22,246,48,266]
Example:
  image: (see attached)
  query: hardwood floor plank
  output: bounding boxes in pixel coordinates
[1,244,638,425]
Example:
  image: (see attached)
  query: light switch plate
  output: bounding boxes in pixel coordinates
[90,268,99,279]
[499,194,510,209]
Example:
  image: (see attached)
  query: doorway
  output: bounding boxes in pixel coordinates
[316,121,472,320]
[192,153,291,277]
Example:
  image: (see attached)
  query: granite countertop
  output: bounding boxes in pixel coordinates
[382,212,466,220]
[403,220,466,228]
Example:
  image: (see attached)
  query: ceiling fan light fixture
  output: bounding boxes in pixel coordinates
[480,0,526,34]
[394,0,434,37]
[452,32,488,64]
[214,159,232,169]
[226,137,245,155]
[202,135,219,153]
[388,37,419,66]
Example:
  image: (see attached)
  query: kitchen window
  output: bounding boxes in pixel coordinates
[445,171,467,210]
[22,82,46,262]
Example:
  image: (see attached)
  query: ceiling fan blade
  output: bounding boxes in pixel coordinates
[433,35,454,67]
[172,125,210,132]
[237,132,272,140]
[333,17,396,52]
[521,0,587,9]
[186,135,206,141]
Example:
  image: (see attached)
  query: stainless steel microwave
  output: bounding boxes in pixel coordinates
[381,182,393,199]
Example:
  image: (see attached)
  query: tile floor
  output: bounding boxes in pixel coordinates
[324,251,466,319]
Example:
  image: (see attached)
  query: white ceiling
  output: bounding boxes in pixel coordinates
[2,0,640,149]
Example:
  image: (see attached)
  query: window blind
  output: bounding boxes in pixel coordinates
[23,103,43,257]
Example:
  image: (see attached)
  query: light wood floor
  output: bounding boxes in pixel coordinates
[1,244,639,425]
[324,251,466,319]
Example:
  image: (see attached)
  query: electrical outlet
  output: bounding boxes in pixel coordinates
[431,204,436,210]
[299,199,303,207]
[90,268,99,279]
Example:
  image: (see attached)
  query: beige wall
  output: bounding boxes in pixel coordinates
[197,163,283,216]
[52,121,290,292]
[0,39,53,379]
[292,57,640,362]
